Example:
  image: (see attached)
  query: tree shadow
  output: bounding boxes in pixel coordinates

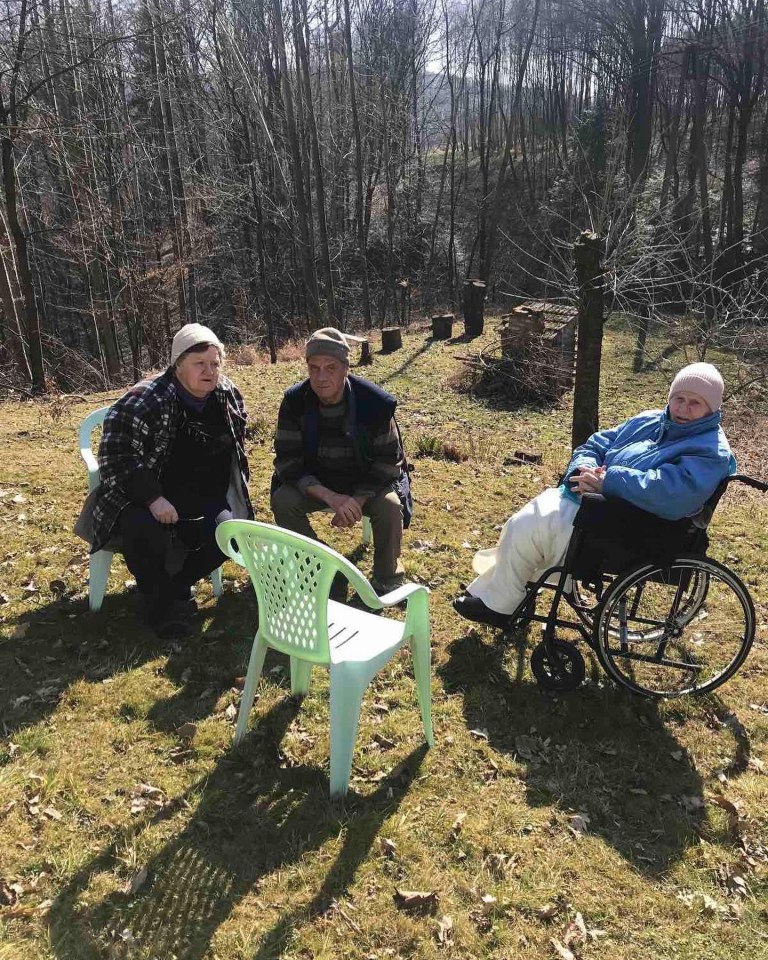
[437,630,744,877]
[48,694,427,960]
[377,339,433,385]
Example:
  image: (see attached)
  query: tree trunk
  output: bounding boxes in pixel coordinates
[271,0,320,324]
[342,0,371,326]
[572,232,605,448]
[1,134,45,393]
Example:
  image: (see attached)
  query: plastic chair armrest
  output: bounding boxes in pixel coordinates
[215,522,245,566]
[377,582,429,607]
[81,449,99,472]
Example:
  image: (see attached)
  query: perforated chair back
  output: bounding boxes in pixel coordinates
[216,520,380,664]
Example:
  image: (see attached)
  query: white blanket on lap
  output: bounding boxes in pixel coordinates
[468,487,579,615]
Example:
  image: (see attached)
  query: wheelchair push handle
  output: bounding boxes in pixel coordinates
[728,474,768,493]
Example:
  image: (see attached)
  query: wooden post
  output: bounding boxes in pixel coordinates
[359,340,372,364]
[431,313,454,339]
[571,232,605,448]
[381,326,402,352]
[462,279,486,336]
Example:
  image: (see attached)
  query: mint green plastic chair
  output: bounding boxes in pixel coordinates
[215,519,433,796]
[79,407,223,611]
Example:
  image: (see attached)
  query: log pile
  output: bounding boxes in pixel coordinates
[456,301,577,404]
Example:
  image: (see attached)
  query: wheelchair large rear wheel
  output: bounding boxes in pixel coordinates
[570,568,709,641]
[593,557,754,698]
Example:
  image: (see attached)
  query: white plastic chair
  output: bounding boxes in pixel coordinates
[79,407,223,611]
[215,519,433,796]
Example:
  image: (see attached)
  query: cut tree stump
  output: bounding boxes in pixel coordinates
[381,326,402,352]
[431,314,454,340]
[344,333,372,365]
[462,279,486,336]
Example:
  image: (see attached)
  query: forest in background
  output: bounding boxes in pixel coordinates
[1,0,768,394]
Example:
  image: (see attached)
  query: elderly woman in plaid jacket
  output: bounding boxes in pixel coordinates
[78,323,253,637]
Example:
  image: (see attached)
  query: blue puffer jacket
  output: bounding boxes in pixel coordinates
[561,408,736,521]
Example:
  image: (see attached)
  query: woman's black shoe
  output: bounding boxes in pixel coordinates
[452,594,510,629]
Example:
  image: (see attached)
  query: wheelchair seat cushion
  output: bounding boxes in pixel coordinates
[570,494,707,584]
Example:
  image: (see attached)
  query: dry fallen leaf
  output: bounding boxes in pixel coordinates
[436,914,454,946]
[379,837,397,859]
[451,812,466,839]
[747,757,766,774]
[723,867,749,899]
[535,902,562,920]
[176,722,198,742]
[42,806,63,822]
[568,813,590,837]
[711,795,744,836]
[0,878,18,905]
[563,913,588,949]
[372,732,396,750]
[123,866,149,897]
[702,894,723,915]
[224,704,238,722]
[550,937,576,960]
[394,888,439,913]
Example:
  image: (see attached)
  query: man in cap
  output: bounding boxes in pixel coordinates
[272,327,409,594]
[76,322,253,637]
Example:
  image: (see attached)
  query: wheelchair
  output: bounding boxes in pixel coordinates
[498,474,768,699]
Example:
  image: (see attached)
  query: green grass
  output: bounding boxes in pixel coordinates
[0,317,767,959]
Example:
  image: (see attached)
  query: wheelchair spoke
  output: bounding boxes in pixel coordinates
[609,648,703,673]
[594,558,754,698]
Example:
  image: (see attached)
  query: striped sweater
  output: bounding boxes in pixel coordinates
[273,375,403,499]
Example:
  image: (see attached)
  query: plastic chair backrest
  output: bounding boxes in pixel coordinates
[216,520,381,664]
[79,406,112,493]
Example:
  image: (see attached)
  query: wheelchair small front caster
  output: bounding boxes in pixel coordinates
[530,639,585,692]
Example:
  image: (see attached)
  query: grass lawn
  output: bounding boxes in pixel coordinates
[0,317,767,960]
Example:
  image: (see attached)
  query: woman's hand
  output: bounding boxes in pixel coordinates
[569,465,606,495]
[149,496,179,524]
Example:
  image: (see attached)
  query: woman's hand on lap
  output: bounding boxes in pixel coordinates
[149,496,179,524]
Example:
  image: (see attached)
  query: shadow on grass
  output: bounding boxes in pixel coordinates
[0,584,258,741]
[438,630,748,877]
[377,338,433,385]
[48,695,426,960]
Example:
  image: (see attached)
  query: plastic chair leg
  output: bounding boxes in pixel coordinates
[234,632,268,745]
[362,517,372,545]
[89,550,114,612]
[210,566,223,598]
[290,657,313,696]
[329,667,368,796]
[410,633,434,746]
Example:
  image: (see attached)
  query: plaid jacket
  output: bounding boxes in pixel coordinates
[89,369,252,552]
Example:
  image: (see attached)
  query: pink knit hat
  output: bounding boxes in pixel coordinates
[668,362,724,412]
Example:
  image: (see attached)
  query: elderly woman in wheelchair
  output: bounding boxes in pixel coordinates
[454,362,766,698]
